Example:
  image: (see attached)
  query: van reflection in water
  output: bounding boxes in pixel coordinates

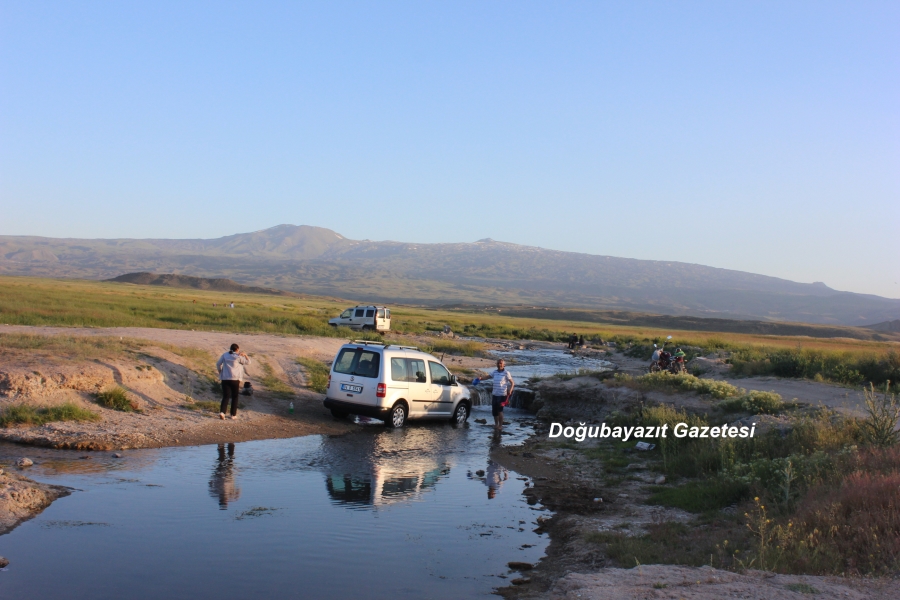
[322,428,453,507]
[209,443,241,509]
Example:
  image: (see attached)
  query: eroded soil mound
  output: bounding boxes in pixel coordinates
[0,468,70,536]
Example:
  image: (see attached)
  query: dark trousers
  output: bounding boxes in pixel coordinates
[220,380,241,416]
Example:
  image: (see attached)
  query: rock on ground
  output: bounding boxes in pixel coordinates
[549,565,890,600]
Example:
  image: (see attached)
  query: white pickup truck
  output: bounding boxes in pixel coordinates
[328,305,391,332]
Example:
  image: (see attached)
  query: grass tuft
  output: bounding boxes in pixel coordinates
[648,479,750,513]
[259,361,294,398]
[296,357,329,394]
[0,402,101,427]
[95,386,139,412]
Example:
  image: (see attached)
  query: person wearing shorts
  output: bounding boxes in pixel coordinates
[489,359,514,431]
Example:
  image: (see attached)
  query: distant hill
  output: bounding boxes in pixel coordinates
[865,319,900,333]
[2,224,899,326]
[107,272,298,297]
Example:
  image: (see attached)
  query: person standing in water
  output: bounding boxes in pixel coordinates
[217,343,251,420]
[489,358,514,431]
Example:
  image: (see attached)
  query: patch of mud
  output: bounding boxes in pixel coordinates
[549,565,892,599]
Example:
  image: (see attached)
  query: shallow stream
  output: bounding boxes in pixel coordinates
[0,408,545,599]
[489,346,614,381]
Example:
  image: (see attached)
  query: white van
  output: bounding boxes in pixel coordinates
[323,341,471,428]
[328,305,391,332]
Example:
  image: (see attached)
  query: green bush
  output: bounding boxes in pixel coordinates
[719,390,784,414]
[636,372,740,399]
[96,386,139,412]
[428,339,486,357]
[0,402,101,427]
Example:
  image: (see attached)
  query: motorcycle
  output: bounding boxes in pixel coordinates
[648,337,685,374]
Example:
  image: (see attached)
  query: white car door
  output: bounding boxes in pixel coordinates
[427,361,454,415]
[406,358,431,417]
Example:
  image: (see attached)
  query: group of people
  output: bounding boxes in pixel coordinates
[650,345,687,372]
[566,334,586,349]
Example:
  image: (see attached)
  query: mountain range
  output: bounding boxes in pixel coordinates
[1,224,898,327]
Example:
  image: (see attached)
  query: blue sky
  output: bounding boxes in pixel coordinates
[1,2,898,298]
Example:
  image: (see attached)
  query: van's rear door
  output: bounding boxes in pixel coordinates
[376,308,390,331]
[332,346,382,406]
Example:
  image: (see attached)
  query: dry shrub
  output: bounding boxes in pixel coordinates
[747,447,900,575]
[786,471,900,574]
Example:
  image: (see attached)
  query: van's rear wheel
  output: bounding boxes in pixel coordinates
[451,403,469,425]
[385,402,407,428]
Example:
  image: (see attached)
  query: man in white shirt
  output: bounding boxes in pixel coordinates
[216,343,251,420]
[489,359,514,431]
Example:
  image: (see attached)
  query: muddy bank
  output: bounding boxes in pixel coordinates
[0,466,70,538]
[0,326,358,450]
[549,565,892,599]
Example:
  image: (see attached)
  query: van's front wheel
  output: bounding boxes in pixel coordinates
[451,403,469,425]
[386,402,407,428]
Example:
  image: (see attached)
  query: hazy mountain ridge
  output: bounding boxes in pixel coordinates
[1,225,898,326]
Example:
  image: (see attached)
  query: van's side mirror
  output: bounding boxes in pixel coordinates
[450,374,458,385]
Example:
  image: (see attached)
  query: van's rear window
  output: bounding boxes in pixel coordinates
[333,348,381,379]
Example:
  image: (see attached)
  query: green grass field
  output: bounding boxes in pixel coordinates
[1,275,897,384]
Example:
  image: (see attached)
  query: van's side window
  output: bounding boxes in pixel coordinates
[390,358,408,382]
[333,348,381,378]
[385,309,391,319]
[354,309,365,318]
[377,309,385,319]
[365,309,374,318]
[429,362,451,386]
[340,309,352,318]
[407,359,427,383]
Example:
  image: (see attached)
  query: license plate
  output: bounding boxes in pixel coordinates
[341,383,363,393]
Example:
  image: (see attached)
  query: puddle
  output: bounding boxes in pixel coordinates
[489,347,613,381]
[0,408,546,599]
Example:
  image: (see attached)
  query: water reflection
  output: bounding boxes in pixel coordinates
[468,461,509,500]
[0,412,547,600]
[321,426,461,507]
[208,443,240,509]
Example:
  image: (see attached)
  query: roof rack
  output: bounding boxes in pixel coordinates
[389,345,420,351]
[351,340,385,346]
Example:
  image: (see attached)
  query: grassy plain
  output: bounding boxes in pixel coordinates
[1,275,897,384]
